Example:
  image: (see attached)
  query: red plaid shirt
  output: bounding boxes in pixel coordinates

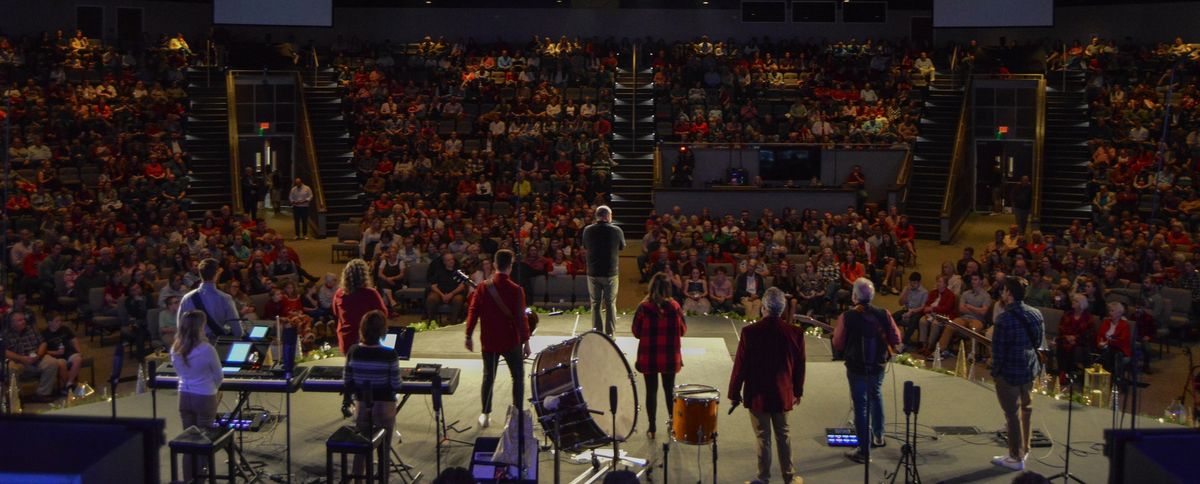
[631,300,687,374]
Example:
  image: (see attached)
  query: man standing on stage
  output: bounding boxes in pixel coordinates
[990,276,1044,471]
[582,205,625,335]
[833,278,901,464]
[729,287,806,484]
[465,249,531,428]
[178,258,243,339]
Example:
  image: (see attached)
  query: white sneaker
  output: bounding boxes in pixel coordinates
[990,455,1024,471]
[478,413,490,428]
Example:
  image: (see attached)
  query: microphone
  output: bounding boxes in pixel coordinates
[110,343,125,385]
[609,385,618,415]
[727,400,740,415]
[903,381,914,414]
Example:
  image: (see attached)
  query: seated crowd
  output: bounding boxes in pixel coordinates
[332,37,621,320]
[1083,36,1200,235]
[0,31,340,402]
[650,36,927,145]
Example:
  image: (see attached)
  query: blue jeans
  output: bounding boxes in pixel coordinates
[847,369,885,455]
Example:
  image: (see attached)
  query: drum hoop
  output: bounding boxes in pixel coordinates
[570,331,639,443]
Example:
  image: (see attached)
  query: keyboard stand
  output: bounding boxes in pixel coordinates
[388,399,422,483]
[228,390,262,482]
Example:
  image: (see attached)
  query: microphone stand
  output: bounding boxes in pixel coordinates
[1045,374,1084,484]
[861,335,871,484]
[110,344,125,419]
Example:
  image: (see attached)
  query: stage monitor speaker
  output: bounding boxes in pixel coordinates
[0,415,165,483]
[1106,428,1200,484]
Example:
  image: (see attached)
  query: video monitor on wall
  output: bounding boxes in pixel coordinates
[759,148,821,182]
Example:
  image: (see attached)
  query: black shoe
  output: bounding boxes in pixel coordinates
[341,403,353,418]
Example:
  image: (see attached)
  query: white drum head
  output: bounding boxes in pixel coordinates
[574,331,638,441]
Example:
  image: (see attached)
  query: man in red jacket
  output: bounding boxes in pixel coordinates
[465,249,531,428]
[729,287,806,484]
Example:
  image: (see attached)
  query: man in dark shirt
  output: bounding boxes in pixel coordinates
[989,276,1044,472]
[4,312,61,401]
[426,252,467,323]
[41,311,83,391]
[1010,176,1033,235]
[582,205,626,335]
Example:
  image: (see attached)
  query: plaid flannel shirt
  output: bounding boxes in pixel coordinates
[990,302,1044,385]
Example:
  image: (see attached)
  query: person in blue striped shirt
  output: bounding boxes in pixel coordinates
[343,310,401,475]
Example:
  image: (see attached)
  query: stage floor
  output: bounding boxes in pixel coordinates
[51,313,1175,483]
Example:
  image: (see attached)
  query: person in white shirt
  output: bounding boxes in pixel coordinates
[914,52,935,82]
[171,310,223,481]
[288,178,314,239]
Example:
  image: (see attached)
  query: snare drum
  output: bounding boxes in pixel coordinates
[531,331,638,451]
[670,384,720,444]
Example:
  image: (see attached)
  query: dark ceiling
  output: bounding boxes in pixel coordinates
[158,0,1200,9]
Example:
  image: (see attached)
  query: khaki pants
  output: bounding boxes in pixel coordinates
[14,355,61,396]
[179,391,220,481]
[749,410,795,482]
[937,317,984,351]
[741,297,763,319]
[994,376,1033,460]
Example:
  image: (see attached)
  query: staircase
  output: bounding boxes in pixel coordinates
[183,67,237,216]
[905,72,966,240]
[1038,70,1092,233]
[609,53,655,241]
[301,67,359,237]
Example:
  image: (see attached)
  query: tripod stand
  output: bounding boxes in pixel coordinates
[1046,374,1085,483]
[889,381,922,484]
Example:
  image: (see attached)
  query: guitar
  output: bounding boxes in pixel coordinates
[928,313,1050,366]
[798,311,898,360]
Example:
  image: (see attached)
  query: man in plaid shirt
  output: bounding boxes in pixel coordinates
[989,276,1044,472]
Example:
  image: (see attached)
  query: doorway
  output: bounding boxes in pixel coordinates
[240,136,294,182]
[975,140,1034,212]
[116,8,143,48]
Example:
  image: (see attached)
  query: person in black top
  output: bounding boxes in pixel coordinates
[42,311,83,392]
[343,310,402,476]
[582,205,626,335]
[425,252,467,323]
[832,278,902,464]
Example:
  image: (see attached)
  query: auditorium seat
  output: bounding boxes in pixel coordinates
[1037,306,1064,341]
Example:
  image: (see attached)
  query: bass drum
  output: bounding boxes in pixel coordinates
[530,331,638,451]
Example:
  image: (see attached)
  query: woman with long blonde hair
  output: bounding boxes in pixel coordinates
[631,272,688,439]
[170,309,223,481]
[331,258,387,417]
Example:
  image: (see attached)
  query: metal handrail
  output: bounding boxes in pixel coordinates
[652,143,662,186]
[892,147,914,198]
[657,141,909,149]
[939,77,972,219]
[1031,77,1047,228]
[293,72,327,214]
[226,71,243,214]
[971,74,1045,81]
[630,44,637,152]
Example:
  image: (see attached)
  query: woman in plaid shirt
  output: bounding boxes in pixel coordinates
[632,272,688,439]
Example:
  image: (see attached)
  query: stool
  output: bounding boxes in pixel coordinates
[326,425,388,483]
[169,425,235,483]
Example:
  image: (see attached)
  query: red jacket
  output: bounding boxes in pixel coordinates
[332,287,387,353]
[631,300,687,374]
[465,273,529,353]
[729,316,806,413]
[1098,317,1132,357]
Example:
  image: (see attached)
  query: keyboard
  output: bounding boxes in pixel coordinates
[301,365,461,395]
[151,366,311,393]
